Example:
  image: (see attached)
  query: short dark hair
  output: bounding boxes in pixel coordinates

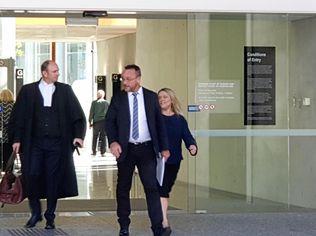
[41,60,54,72]
[124,64,141,77]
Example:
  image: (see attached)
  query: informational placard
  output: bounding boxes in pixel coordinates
[244,46,275,125]
[196,80,240,113]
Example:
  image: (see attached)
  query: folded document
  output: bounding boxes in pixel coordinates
[156,154,165,186]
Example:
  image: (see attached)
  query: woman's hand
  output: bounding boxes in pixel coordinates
[188,145,197,156]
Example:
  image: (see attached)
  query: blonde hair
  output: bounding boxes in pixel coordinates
[0,89,14,102]
[158,88,182,115]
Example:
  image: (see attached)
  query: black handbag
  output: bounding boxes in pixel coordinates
[0,151,25,207]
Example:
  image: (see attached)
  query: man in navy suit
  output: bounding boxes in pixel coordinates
[105,64,170,236]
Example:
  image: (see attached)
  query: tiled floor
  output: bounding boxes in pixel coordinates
[2,211,316,236]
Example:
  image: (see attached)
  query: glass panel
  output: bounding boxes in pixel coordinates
[3,11,316,213]
[66,43,87,84]
[246,14,290,212]
[187,13,286,213]
[288,16,316,210]
[188,12,316,213]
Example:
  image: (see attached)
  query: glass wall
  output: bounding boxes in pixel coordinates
[186,13,316,213]
[2,12,316,213]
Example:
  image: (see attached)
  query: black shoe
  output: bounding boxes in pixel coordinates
[119,229,129,236]
[162,226,172,236]
[91,152,96,155]
[45,220,55,230]
[24,215,43,228]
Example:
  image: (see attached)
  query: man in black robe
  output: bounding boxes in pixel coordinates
[10,60,86,229]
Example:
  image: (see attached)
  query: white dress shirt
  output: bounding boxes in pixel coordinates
[39,79,56,107]
[128,87,151,143]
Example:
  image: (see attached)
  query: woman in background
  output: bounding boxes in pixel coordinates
[157,88,198,235]
[0,89,14,170]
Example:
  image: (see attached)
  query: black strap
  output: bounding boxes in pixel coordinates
[4,151,16,172]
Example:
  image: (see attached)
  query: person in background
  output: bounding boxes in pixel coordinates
[10,60,86,230]
[157,88,198,235]
[105,64,170,236]
[0,89,15,170]
[88,89,109,156]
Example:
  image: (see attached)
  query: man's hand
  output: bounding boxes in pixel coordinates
[12,142,20,154]
[110,142,122,159]
[161,150,170,160]
[73,138,84,148]
[188,145,197,156]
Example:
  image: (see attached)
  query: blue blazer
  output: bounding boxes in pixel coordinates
[105,87,169,162]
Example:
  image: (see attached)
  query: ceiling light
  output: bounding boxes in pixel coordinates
[27,10,66,14]
[107,12,137,15]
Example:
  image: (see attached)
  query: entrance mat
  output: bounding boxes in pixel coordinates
[7,228,68,236]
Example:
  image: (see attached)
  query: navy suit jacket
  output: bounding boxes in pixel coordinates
[105,87,169,162]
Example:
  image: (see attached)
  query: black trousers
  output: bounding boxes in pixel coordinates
[28,137,61,221]
[1,142,13,170]
[116,142,163,234]
[92,120,106,154]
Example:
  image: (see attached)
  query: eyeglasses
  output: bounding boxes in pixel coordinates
[121,77,138,82]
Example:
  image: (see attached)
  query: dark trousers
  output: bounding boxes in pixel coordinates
[116,142,163,235]
[28,137,61,221]
[1,142,13,170]
[92,120,106,154]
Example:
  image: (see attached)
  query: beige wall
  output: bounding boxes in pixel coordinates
[135,18,188,179]
[96,33,136,100]
[135,19,188,104]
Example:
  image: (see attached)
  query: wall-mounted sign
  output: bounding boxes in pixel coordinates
[15,68,24,96]
[196,80,240,113]
[95,75,106,98]
[187,105,200,112]
[16,68,23,80]
[244,46,275,125]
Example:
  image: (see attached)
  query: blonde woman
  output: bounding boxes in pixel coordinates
[0,89,14,170]
[157,88,198,235]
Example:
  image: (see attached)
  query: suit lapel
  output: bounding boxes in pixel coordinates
[122,92,131,127]
[143,88,153,135]
[33,80,43,106]
[143,88,150,117]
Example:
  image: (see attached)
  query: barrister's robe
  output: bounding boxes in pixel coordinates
[9,80,86,199]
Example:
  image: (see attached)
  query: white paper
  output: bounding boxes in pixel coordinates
[156,154,165,186]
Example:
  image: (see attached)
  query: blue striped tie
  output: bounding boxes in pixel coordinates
[132,92,139,140]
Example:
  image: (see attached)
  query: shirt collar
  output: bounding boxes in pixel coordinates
[128,86,143,97]
[40,78,55,87]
